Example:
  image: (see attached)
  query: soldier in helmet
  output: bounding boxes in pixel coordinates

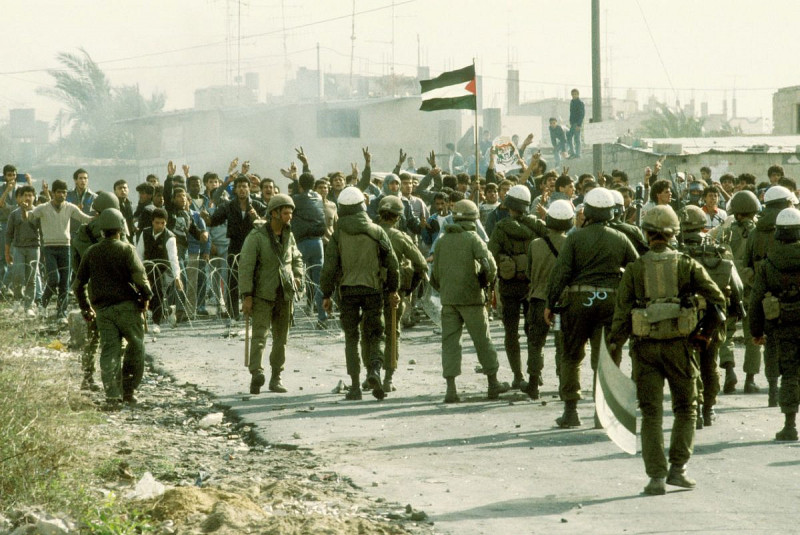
[712,190,762,394]
[544,187,638,428]
[321,186,400,401]
[525,199,574,398]
[610,205,725,495]
[488,184,547,391]
[431,199,510,402]
[238,194,304,395]
[73,208,152,411]
[750,207,800,441]
[745,185,798,406]
[679,205,743,428]
[363,195,428,393]
[609,188,649,255]
[72,191,129,391]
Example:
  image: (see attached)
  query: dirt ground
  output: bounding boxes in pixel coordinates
[147,312,800,535]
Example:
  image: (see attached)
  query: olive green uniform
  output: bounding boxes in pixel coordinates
[431,221,498,378]
[745,206,783,383]
[715,217,762,376]
[610,244,725,479]
[362,221,427,372]
[749,241,800,415]
[238,220,304,375]
[545,222,638,401]
[73,237,152,401]
[321,211,399,378]
[488,215,546,380]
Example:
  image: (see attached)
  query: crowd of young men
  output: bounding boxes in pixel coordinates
[6,140,800,494]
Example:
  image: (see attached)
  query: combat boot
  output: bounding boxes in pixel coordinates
[382,369,397,392]
[744,373,760,394]
[511,373,528,391]
[775,412,798,441]
[524,374,540,400]
[250,372,266,395]
[643,477,666,496]
[487,373,511,400]
[367,362,385,400]
[345,374,362,400]
[268,371,288,393]
[81,375,101,392]
[702,406,715,427]
[556,400,581,428]
[666,464,696,489]
[722,366,737,394]
[695,405,704,430]
[444,377,459,403]
[768,378,779,407]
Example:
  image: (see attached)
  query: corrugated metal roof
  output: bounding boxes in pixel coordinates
[641,135,800,155]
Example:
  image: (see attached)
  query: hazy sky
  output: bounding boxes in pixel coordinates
[2,0,798,124]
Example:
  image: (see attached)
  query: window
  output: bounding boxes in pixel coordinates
[317,109,360,138]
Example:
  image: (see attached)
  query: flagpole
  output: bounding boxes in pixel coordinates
[473,58,479,178]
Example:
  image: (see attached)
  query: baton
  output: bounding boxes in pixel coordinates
[143,312,148,334]
[391,300,398,371]
[244,313,251,368]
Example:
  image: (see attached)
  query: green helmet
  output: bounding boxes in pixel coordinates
[91,191,120,214]
[267,193,295,214]
[642,205,680,236]
[728,190,761,215]
[680,205,707,232]
[378,195,404,216]
[452,199,479,221]
[96,208,126,231]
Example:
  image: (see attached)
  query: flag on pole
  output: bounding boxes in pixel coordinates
[419,64,477,112]
[595,332,638,454]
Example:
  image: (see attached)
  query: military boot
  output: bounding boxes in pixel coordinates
[643,477,666,496]
[487,373,511,400]
[368,362,385,400]
[695,405,704,430]
[382,369,397,392]
[511,373,528,391]
[269,371,288,393]
[250,372,266,395]
[81,375,102,392]
[444,377,459,403]
[524,374,540,400]
[722,366,737,394]
[666,464,696,489]
[768,378,779,408]
[744,373,760,394]
[556,400,581,428]
[702,405,715,427]
[345,374,362,401]
[775,412,798,441]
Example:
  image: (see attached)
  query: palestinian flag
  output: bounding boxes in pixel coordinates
[419,65,477,111]
[595,332,638,454]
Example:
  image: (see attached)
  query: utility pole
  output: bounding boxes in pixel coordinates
[349,0,356,97]
[591,0,603,174]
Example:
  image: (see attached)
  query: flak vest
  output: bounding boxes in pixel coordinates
[338,230,383,292]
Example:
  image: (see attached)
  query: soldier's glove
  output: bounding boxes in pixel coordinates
[81,308,96,323]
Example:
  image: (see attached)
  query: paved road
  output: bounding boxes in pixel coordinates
[149,313,799,535]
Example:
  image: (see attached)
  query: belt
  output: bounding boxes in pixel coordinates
[567,285,616,293]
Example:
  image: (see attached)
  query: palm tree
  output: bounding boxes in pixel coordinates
[38,48,164,158]
[638,104,705,138]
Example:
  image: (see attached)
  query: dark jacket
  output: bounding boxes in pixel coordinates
[73,237,152,311]
[749,241,800,339]
[208,196,267,255]
[569,98,585,127]
[291,190,326,242]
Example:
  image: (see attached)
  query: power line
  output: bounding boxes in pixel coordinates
[0,0,416,76]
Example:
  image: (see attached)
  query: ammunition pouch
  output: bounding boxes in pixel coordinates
[399,259,415,292]
[762,292,780,320]
[631,299,698,339]
[497,253,528,281]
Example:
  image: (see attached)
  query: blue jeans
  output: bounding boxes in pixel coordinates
[297,237,326,322]
[12,246,40,309]
[42,245,71,318]
[567,125,581,158]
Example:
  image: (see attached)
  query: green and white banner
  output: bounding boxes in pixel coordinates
[419,65,477,112]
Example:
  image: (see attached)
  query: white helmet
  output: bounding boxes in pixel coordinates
[505,185,532,212]
[584,187,616,208]
[764,185,799,205]
[776,207,800,227]
[338,186,365,206]
[547,199,575,220]
[609,189,624,206]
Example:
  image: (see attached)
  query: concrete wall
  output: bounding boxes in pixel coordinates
[773,86,800,135]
